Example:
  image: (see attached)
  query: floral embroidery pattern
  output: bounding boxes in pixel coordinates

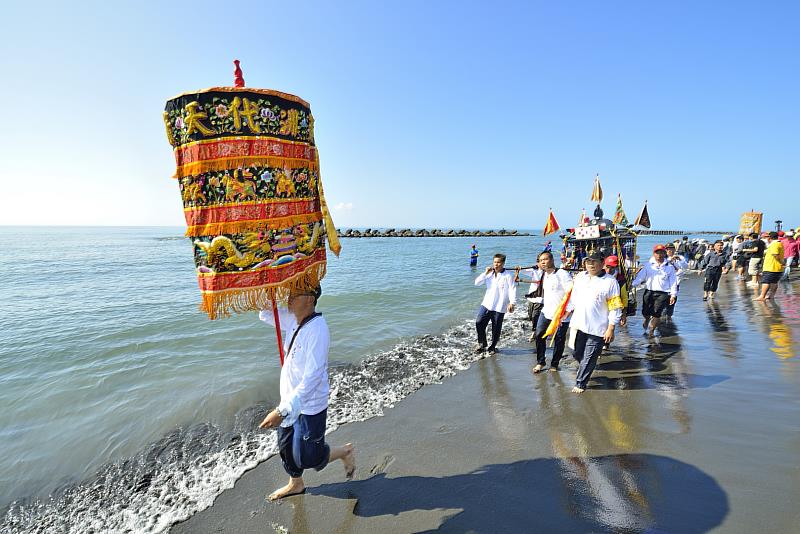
[164,90,315,146]
[178,165,319,208]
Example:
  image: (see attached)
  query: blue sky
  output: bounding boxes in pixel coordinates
[0,1,797,230]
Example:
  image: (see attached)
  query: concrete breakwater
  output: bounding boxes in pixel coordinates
[336,228,737,238]
[336,228,531,238]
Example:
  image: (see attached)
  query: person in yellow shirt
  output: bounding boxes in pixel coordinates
[754,231,785,301]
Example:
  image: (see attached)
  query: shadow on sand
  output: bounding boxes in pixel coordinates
[310,453,728,533]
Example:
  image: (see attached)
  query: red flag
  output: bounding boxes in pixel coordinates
[543,210,560,236]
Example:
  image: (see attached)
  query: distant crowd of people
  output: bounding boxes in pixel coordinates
[671,230,793,301]
[470,229,793,394]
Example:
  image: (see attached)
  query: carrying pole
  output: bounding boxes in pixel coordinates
[272,300,286,366]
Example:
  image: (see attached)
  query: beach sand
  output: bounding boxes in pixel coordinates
[172,275,799,533]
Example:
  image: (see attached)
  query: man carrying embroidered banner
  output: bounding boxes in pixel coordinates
[257,285,355,500]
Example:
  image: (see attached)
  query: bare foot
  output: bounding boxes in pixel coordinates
[268,478,305,501]
[549,366,559,372]
[571,386,585,394]
[342,443,356,479]
[753,297,766,301]
[532,364,545,373]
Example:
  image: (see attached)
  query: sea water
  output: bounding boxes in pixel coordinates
[0,226,705,532]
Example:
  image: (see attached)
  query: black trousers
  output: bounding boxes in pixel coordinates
[476,305,505,349]
[642,290,669,318]
[535,316,569,367]
[704,267,722,292]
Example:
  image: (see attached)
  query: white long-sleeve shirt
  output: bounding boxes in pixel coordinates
[633,259,678,297]
[659,254,688,284]
[569,271,623,337]
[259,308,330,427]
[522,268,574,321]
[474,269,516,312]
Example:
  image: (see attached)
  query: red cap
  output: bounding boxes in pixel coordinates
[653,244,666,252]
[778,231,785,237]
[604,255,619,267]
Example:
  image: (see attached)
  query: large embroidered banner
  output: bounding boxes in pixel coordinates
[164,86,340,319]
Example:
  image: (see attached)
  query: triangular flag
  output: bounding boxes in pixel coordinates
[543,210,560,236]
[591,174,603,203]
[544,287,572,342]
[613,193,629,226]
[634,201,651,228]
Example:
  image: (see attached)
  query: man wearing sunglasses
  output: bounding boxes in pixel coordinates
[258,286,356,500]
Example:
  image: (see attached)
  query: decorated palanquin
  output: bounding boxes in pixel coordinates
[163,70,340,320]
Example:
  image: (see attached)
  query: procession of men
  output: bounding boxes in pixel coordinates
[471,230,790,395]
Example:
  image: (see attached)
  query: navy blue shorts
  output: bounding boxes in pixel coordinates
[276,409,330,478]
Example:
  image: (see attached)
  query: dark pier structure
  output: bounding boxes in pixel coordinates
[336,228,531,238]
[337,228,736,238]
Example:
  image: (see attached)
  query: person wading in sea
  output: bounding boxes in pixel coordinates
[470,244,479,267]
[258,286,356,500]
[474,253,516,355]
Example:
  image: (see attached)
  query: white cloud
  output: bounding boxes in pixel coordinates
[334,202,354,211]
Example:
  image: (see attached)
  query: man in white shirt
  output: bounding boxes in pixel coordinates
[474,253,516,355]
[569,252,623,393]
[258,286,356,500]
[662,243,688,321]
[632,244,678,336]
[516,251,573,372]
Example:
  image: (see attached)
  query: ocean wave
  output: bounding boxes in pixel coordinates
[2,310,530,533]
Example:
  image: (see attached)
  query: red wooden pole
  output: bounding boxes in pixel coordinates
[233,59,245,87]
[272,300,285,366]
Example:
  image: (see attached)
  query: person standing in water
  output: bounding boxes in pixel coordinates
[258,286,356,500]
[470,245,479,267]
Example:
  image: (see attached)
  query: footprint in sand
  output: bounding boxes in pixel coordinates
[369,454,395,475]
